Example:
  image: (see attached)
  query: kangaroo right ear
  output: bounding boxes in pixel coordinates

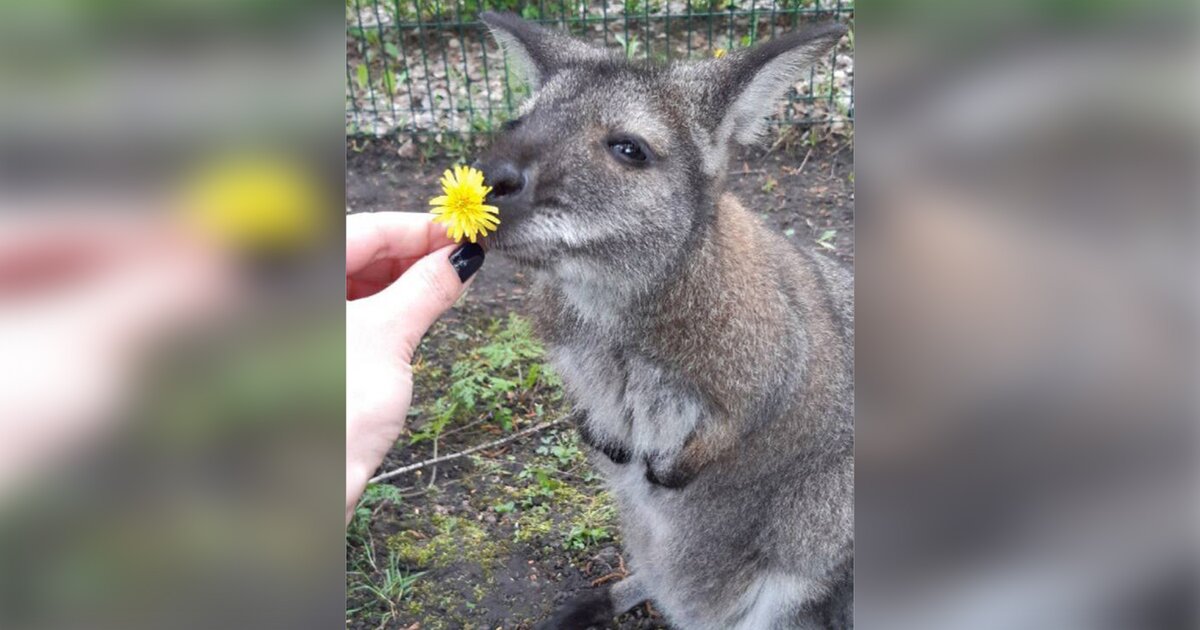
[480,12,611,91]
[704,22,847,146]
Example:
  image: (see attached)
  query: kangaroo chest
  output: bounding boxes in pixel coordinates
[546,340,706,464]
[546,339,704,553]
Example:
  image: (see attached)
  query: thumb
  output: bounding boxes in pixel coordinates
[377,242,484,356]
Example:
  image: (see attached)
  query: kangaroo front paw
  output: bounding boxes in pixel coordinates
[536,585,615,630]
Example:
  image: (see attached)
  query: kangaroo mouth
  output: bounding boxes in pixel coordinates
[482,222,577,269]
[481,231,551,267]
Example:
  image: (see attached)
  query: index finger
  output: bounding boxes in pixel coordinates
[346,212,455,277]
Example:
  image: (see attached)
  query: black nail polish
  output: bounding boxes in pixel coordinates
[449,242,485,282]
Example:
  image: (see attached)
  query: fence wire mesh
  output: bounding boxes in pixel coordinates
[346,0,853,137]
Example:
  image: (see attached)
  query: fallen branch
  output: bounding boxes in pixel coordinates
[759,128,792,161]
[369,416,568,484]
[591,553,628,587]
[796,146,814,175]
[437,416,486,439]
[427,435,439,488]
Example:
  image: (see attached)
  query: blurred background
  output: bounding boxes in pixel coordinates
[0,0,346,628]
[855,1,1197,629]
[0,0,1196,628]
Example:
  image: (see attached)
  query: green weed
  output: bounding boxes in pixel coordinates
[349,483,405,543]
[816,229,837,250]
[516,464,565,507]
[564,523,612,550]
[355,63,369,90]
[347,545,425,627]
[410,315,559,444]
[613,33,642,59]
[535,431,584,468]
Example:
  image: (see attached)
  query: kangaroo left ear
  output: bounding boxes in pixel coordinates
[704,22,847,145]
[480,12,613,92]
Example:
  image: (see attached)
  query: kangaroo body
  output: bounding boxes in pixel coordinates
[531,195,852,629]
[476,12,853,628]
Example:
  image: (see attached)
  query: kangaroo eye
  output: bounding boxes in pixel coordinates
[607,137,650,165]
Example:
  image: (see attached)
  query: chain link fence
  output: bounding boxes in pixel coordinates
[346,0,853,137]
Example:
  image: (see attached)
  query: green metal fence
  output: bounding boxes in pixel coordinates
[346,0,853,137]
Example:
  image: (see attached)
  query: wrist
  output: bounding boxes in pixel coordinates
[346,397,405,479]
[345,358,412,525]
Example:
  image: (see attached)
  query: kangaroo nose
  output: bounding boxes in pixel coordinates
[480,161,526,200]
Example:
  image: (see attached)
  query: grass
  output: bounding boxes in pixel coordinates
[349,483,406,543]
[815,228,837,250]
[535,430,584,468]
[348,484,424,627]
[348,314,620,628]
[613,32,642,59]
[418,133,478,163]
[348,483,423,627]
[347,545,426,627]
[509,428,616,553]
[409,314,560,444]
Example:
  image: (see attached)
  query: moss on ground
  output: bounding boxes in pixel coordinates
[514,504,555,544]
[388,513,508,574]
[403,576,496,629]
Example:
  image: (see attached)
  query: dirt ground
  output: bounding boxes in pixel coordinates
[346,130,853,629]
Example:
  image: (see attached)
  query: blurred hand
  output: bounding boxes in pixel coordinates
[345,212,483,524]
[0,213,232,500]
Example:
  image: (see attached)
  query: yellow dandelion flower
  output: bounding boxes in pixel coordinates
[713,47,727,59]
[429,164,500,243]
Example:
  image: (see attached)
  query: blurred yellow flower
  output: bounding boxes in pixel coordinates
[182,154,323,252]
[429,165,499,243]
[713,47,727,59]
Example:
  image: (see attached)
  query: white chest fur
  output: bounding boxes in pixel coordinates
[548,343,705,461]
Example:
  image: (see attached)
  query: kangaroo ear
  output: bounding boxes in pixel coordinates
[707,22,847,145]
[480,12,611,91]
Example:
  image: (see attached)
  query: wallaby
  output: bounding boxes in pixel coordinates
[475,12,853,629]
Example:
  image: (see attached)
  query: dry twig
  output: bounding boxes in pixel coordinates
[369,416,567,484]
[591,554,629,587]
[796,146,814,174]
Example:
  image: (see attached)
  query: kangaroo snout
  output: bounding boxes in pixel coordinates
[475,157,533,209]
[481,160,527,201]
[475,156,539,250]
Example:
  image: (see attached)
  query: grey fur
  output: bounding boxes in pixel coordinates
[478,12,852,629]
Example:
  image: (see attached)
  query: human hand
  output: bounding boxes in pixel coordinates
[0,213,232,500]
[345,211,484,524]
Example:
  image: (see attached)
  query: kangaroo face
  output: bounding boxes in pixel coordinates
[479,65,707,268]
[477,12,845,274]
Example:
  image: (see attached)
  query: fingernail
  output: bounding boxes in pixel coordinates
[449,242,485,282]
